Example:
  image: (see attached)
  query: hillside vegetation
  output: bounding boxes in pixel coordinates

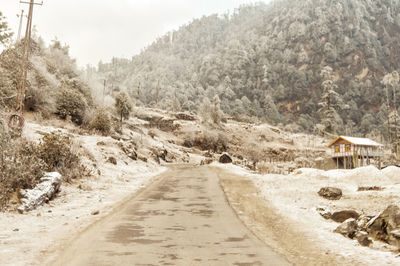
[94,0,400,138]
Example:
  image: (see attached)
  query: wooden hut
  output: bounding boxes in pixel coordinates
[328,136,383,169]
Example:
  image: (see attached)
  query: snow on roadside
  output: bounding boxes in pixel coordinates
[0,121,167,266]
[215,163,400,265]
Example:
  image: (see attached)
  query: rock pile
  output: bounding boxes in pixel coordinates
[330,205,400,249]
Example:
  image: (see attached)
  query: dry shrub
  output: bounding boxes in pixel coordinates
[89,108,111,135]
[0,130,45,210]
[257,161,272,174]
[37,132,87,182]
[184,130,228,153]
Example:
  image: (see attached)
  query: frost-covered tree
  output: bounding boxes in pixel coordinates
[318,66,343,134]
[114,92,133,128]
[92,0,400,133]
[210,95,223,125]
[382,71,400,145]
[263,95,280,123]
[198,95,223,125]
[0,12,12,46]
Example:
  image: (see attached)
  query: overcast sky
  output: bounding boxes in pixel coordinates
[1,0,265,67]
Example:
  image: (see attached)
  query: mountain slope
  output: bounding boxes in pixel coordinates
[95,0,400,137]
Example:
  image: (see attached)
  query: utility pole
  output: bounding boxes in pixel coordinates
[155,79,160,104]
[16,9,25,41]
[16,0,43,114]
[103,79,106,106]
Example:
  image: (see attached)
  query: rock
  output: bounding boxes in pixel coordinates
[78,184,93,191]
[356,231,372,247]
[357,215,372,231]
[111,134,121,141]
[150,148,169,163]
[96,141,106,146]
[119,141,138,160]
[367,205,400,248]
[205,158,213,165]
[138,155,148,162]
[331,210,360,223]
[358,186,383,191]
[318,187,342,200]
[175,113,196,121]
[18,172,62,214]
[316,207,332,220]
[91,210,100,215]
[219,153,233,164]
[334,218,358,238]
[147,117,180,132]
[107,157,117,165]
[13,228,19,232]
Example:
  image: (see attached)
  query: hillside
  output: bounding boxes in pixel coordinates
[94,0,400,138]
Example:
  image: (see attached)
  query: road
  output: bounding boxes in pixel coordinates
[51,166,290,266]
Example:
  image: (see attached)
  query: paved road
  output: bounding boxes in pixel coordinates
[52,166,290,266]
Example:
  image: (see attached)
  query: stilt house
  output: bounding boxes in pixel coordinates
[328,136,383,169]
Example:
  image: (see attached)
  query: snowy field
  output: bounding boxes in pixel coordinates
[216,163,400,265]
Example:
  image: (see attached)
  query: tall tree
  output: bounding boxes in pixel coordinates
[114,92,133,129]
[318,66,343,135]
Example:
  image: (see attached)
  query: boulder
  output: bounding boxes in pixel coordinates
[367,205,400,248]
[331,210,360,223]
[18,172,62,214]
[107,157,117,165]
[355,231,372,247]
[219,153,233,164]
[318,187,342,200]
[334,218,358,238]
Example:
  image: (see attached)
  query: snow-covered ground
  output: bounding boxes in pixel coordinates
[216,163,400,265]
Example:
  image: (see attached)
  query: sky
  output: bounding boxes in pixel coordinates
[1,0,265,67]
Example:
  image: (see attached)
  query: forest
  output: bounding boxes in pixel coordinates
[92,0,400,139]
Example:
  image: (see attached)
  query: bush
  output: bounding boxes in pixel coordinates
[89,108,111,135]
[56,88,87,125]
[0,131,45,210]
[184,130,228,153]
[24,86,55,117]
[37,132,87,182]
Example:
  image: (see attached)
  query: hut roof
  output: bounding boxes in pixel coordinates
[328,136,383,148]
